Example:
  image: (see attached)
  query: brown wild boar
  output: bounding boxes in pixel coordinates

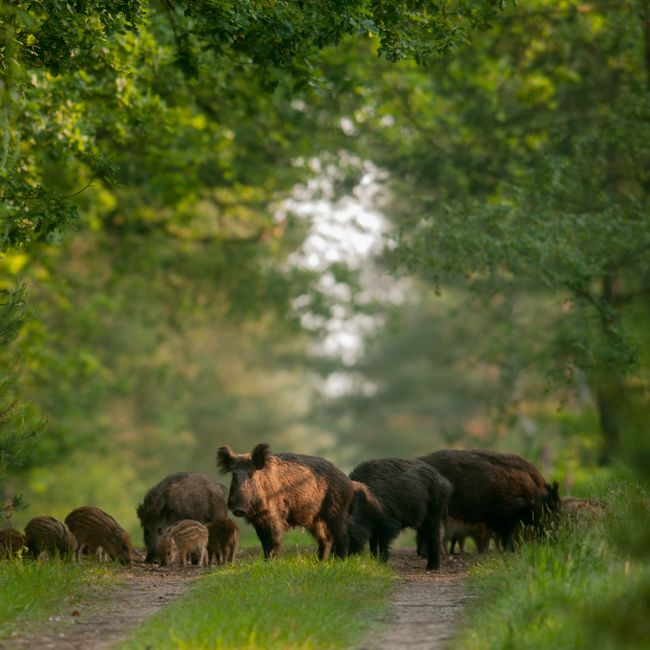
[0,528,26,558]
[207,517,239,565]
[349,458,452,570]
[445,517,494,554]
[65,506,132,564]
[137,472,228,563]
[561,496,606,525]
[158,519,209,567]
[420,449,560,551]
[24,516,77,559]
[217,443,354,560]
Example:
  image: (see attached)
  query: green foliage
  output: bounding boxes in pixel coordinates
[0,558,118,638]
[120,555,393,650]
[0,286,40,519]
[454,476,650,650]
[306,0,650,462]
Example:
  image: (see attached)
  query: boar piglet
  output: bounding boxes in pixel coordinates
[65,506,132,564]
[445,517,494,554]
[349,458,452,571]
[207,518,239,565]
[0,528,26,559]
[158,519,209,567]
[137,472,228,563]
[25,516,77,559]
[420,449,560,551]
[217,443,353,560]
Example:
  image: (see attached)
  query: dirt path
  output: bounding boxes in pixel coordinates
[1,549,473,650]
[356,550,473,650]
[0,560,203,650]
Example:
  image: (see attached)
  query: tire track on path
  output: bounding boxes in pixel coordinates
[356,550,473,650]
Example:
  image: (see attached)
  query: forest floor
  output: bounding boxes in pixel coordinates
[0,548,473,650]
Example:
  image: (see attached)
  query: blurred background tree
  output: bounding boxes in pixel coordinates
[1,0,649,537]
[304,0,650,476]
[1,0,508,530]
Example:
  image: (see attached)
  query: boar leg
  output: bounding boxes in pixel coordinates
[475,530,490,553]
[227,540,237,563]
[415,529,426,557]
[254,524,282,559]
[419,516,442,571]
[499,527,516,552]
[376,519,402,563]
[369,532,380,558]
[312,520,332,560]
[328,517,349,559]
[199,546,208,567]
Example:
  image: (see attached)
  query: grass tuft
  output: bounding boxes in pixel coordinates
[120,555,394,650]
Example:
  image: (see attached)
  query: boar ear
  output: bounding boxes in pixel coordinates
[251,443,270,470]
[217,446,235,473]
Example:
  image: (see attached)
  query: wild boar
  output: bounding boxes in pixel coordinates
[24,516,77,559]
[445,517,494,554]
[216,443,354,560]
[0,528,26,558]
[158,519,209,567]
[207,517,239,565]
[561,496,606,525]
[137,472,228,563]
[349,458,452,570]
[65,506,132,564]
[420,449,560,551]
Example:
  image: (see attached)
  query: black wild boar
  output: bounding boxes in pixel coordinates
[24,516,77,559]
[157,519,209,567]
[445,517,494,554]
[65,506,132,564]
[419,449,560,551]
[207,517,239,565]
[137,472,228,563]
[349,458,452,570]
[0,528,26,558]
[216,443,354,560]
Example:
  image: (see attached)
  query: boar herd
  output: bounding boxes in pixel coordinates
[215,443,565,569]
[0,445,606,572]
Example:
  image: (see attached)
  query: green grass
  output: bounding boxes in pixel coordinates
[120,555,394,650]
[236,524,316,551]
[0,557,119,638]
[453,478,650,650]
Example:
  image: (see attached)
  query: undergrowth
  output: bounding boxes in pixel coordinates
[454,477,650,650]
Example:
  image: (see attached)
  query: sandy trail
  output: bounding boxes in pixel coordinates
[356,550,472,650]
[0,561,201,650]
